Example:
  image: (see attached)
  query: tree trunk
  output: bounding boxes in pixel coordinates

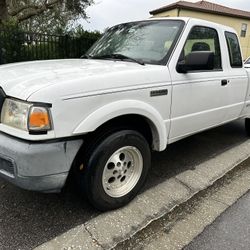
[0,0,8,23]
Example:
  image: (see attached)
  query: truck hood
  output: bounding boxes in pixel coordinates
[0,59,166,100]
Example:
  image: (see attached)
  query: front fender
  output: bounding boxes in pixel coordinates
[73,100,167,151]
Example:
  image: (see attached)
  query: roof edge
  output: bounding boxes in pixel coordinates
[150,2,250,20]
[150,3,180,15]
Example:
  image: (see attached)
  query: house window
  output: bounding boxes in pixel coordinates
[241,23,247,37]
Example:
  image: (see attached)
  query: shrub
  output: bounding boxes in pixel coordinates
[0,23,26,64]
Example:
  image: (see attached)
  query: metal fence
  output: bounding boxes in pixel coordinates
[0,29,100,65]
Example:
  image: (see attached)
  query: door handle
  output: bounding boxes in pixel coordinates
[221,79,228,86]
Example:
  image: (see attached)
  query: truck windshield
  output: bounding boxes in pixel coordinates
[86,20,184,65]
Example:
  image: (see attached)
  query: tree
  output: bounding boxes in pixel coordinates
[0,0,93,33]
[0,0,8,22]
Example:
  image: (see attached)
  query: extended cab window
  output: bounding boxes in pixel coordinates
[179,26,222,70]
[225,32,243,68]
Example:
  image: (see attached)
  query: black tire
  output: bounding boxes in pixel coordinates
[245,118,250,136]
[75,130,151,211]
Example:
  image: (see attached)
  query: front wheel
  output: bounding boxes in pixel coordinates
[76,130,151,211]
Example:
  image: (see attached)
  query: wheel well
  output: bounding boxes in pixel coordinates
[66,114,156,189]
[84,114,155,150]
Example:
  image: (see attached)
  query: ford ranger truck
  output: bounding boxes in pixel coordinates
[0,17,249,211]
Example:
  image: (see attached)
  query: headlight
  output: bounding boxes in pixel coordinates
[1,99,31,131]
[1,98,52,132]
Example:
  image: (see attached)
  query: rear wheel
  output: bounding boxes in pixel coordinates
[75,130,151,211]
[245,118,250,136]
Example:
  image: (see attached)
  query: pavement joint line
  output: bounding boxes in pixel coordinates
[36,140,250,250]
[174,177,194,192]
[84,224,105,250]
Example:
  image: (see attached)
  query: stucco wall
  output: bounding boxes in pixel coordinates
[153,9,250,59]
[153,9,179,18]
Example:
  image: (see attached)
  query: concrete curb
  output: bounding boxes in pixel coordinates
[35,140,250,250]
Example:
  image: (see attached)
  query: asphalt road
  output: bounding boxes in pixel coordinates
[185,190,250,250]
[0,120,248,250]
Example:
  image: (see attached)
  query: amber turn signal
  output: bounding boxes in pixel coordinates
[29,107,51,131]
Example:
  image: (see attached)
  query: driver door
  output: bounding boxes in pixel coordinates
[168,25,229,142]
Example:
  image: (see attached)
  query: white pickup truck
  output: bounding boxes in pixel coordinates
[0,17,249,211]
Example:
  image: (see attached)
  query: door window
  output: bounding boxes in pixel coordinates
[179,26,222,70]
[225,32,243,68]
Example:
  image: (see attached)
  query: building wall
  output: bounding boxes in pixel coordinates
[153,9,179,18]
[153,9,250,59]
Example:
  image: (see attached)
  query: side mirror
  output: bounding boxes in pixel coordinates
[177,51,215,73]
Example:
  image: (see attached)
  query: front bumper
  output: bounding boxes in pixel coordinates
[0,133,83,192]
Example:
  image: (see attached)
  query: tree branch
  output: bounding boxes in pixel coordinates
[8,4,40,16]
[8,0,61,21]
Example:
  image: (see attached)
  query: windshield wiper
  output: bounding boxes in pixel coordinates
[80,54,92,59]
[92,53,145,66]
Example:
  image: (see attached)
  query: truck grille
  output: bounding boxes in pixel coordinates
[0,155,15,177]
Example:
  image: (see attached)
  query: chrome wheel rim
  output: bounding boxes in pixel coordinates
[102,146,143,198]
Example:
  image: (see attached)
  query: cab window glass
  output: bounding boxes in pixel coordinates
[225,32,243,68]
[180,26,222,70]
